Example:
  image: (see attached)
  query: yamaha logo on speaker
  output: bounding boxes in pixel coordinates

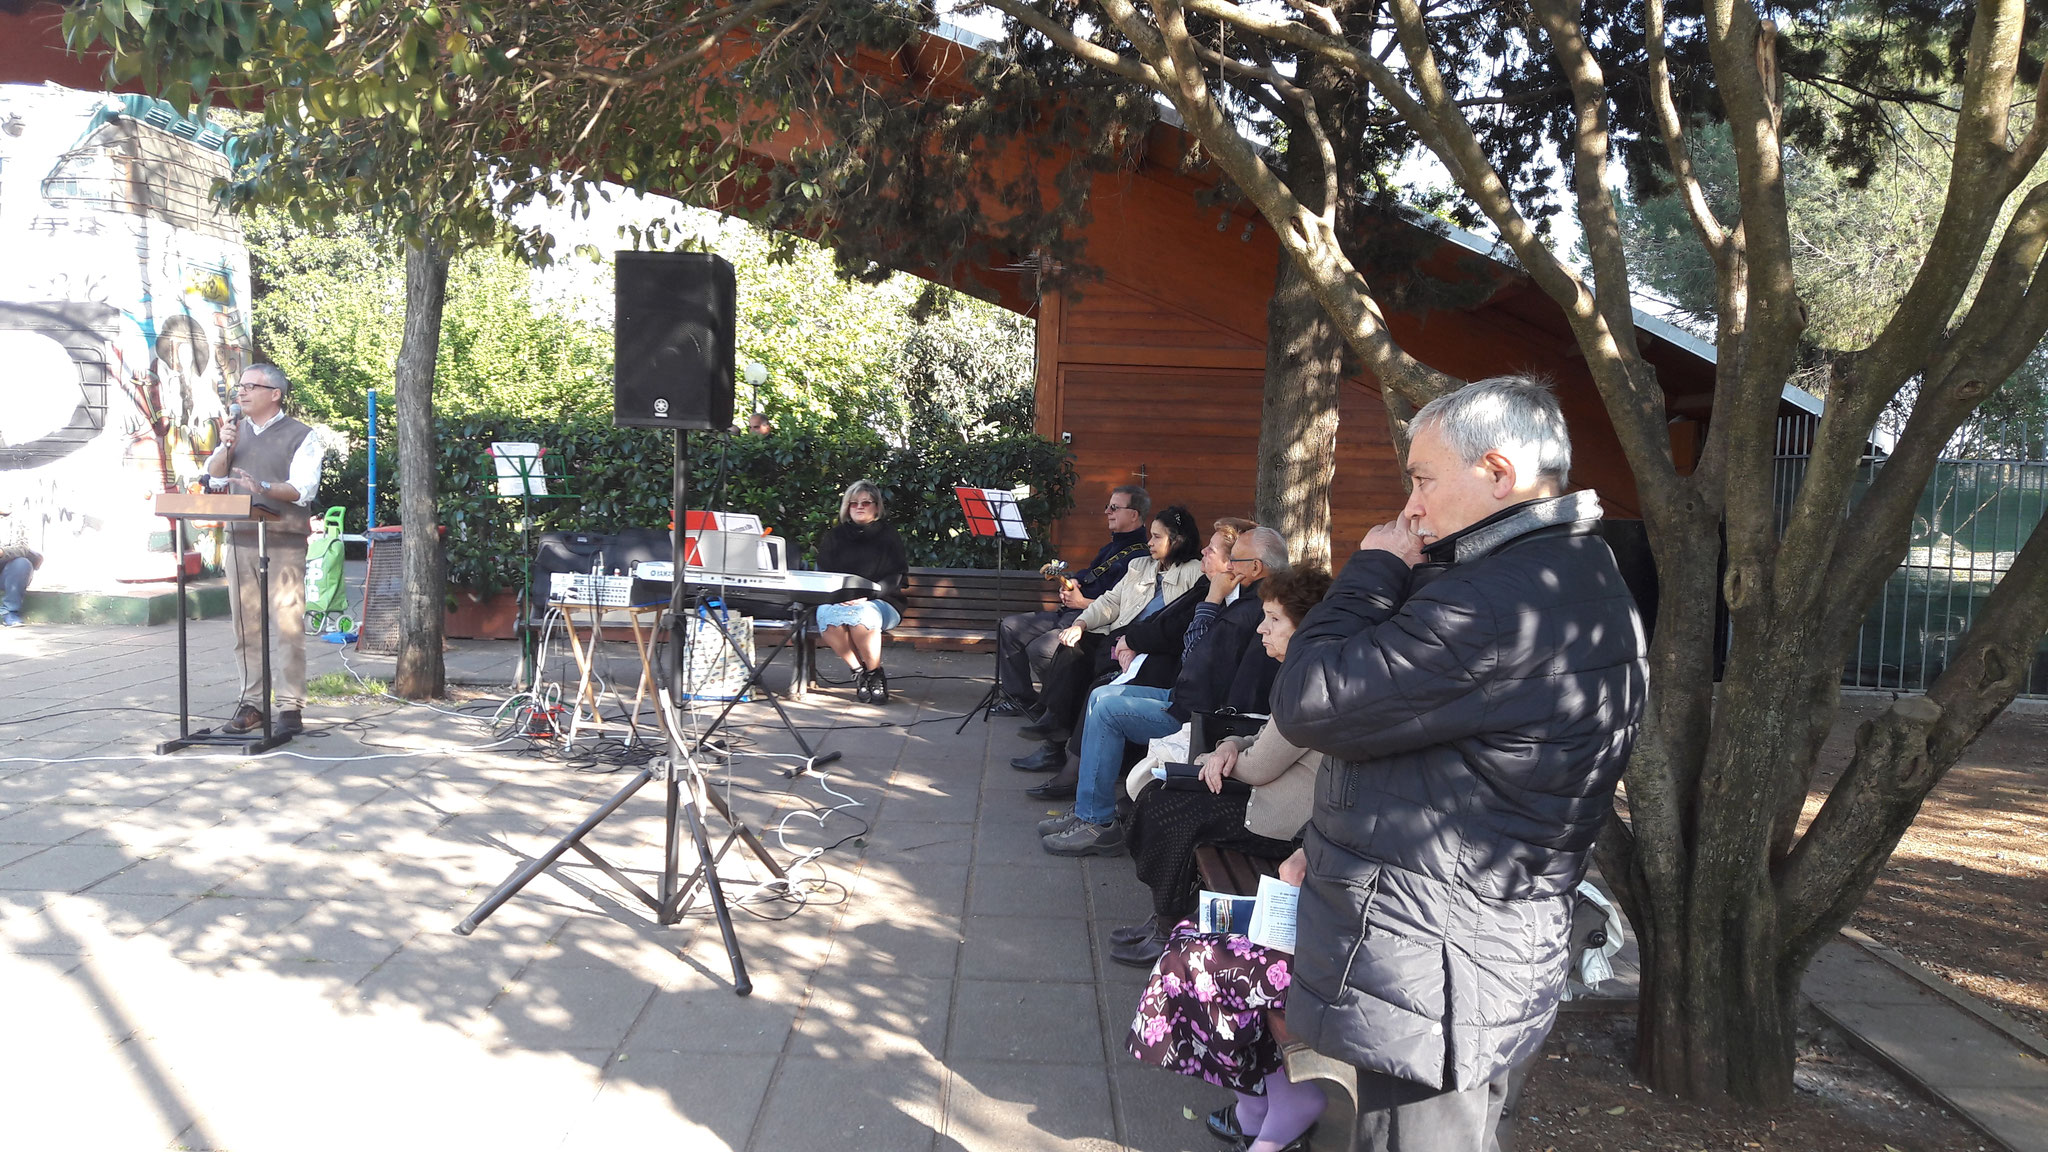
[654,398,669,417]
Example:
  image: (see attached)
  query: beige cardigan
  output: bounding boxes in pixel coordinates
[1075,554,1203,634]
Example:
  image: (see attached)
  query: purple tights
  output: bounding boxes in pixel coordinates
[1234,1070,1326,1151]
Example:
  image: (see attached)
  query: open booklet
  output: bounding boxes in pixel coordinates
[1194,873,1299,953]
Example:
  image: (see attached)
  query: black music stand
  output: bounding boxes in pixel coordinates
[154,491,293,754]
[455,428,761,997]
[955,486,1030,733]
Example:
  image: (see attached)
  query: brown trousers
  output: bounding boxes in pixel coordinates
[227,528,309,714]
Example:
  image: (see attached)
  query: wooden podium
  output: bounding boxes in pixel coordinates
[154,491,290,754]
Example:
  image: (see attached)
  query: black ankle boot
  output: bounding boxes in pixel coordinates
[853,668,873,703]
[868,667,889,704]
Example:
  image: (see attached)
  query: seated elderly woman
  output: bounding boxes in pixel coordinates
[1120,565,1333,1152]
[1116,565,1333,961]
[814,479,909,704]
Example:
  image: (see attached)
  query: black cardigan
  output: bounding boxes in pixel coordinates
[816,519,910,612]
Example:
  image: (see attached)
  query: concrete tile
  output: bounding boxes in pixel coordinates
[855,863,970,918]
[346,952,532,1034]
[969,859,1091,918]
[861,819,976,867]
[1803,942,1930,1006]
[941,1058,1119,1151]
[0,803,147,844]
[1082,858,1155,924]
[260,900,416,963]
[559,1050,777,1152]
[750,1053,944,1151]
[1938,1087,2048,1152]
[1818,999,2048,1089]
[828,911,965,979]
[960,914,1093,983]
[625,968,805,1055]
[0,843,139,891]
[150,897,315,960]
[793,974,950,1060]
[485,951,663,1051]
[1111,1059,1235,1152]
[80,854,226,897]
[950,979,1103,1063]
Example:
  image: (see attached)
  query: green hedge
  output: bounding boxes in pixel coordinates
[321,415,1076,594]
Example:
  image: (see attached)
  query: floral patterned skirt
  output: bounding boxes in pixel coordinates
[1126,923,1292,1093]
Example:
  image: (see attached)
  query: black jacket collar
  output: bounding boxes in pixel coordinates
[1421,490,1605,566]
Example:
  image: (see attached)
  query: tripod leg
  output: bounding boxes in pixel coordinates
[454,767,654,935]
[681,770,752,996]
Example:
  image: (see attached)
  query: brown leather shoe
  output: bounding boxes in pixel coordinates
[276,710,303,735]
[222,705,264,734]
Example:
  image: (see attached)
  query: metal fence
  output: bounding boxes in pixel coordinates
[1774,413,2048,698]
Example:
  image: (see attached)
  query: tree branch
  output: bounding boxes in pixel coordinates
[980,0,1163,86]
[1644,0,1729,259]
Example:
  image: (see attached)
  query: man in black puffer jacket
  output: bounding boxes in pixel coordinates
[1272,376,1646,1152]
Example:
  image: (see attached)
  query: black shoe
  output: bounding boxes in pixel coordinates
[1024,778,1076,800]
[222,705,264,735]
[1205,1104,1244,1144]
[868,668,889,704]
[1110,914,1159,946]
[276,710,303,735]
[1010,742,1067,772]
[853,669,873,703]
[1109,922,1167,967]
[988,695,1032,717]
[1017,721,1069,742]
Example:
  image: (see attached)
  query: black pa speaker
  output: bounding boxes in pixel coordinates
[614,251,736,430]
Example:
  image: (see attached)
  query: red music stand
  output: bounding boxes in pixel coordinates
[955,486,1029,730]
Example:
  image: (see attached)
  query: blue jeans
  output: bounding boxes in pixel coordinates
[1075,684,1178,825]
[1,557,30,617]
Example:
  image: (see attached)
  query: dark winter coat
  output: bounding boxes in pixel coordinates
[1117,576,1211,689]
[1272,491,1647,1091]
[1170,583,1276,722]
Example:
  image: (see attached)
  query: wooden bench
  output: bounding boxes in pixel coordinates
[886,566,1062,652]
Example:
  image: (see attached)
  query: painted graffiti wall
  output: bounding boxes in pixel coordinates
[0,83,252,583]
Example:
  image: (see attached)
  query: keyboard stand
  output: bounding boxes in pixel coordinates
[678,586,843,775]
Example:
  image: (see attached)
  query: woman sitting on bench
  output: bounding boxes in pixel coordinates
[1123,565,1331,1152]
[814,479,909,704]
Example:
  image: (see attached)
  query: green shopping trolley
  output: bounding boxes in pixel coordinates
[305,506,355,636]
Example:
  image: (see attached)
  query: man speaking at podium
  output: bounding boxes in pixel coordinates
[203,364,323,736]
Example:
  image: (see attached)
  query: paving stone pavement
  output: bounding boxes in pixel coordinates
[7,618,2044,1152]
[0,619,1245,1151]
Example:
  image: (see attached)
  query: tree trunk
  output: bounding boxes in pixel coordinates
[1256,245,1344,570]
[394,241,450,700]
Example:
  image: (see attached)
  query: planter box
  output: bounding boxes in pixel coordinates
[445,586,520,640]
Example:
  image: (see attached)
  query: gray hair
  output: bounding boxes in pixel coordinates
[242,362,289,396]
[1413,375,1571,489]
[1239,525,1291,573]
[1111,484,1151,517]
[838,479,885,522]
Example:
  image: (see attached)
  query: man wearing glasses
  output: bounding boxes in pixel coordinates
[992,484,1151,718]
[203,364,322,736]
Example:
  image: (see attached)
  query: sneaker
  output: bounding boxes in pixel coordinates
[868,668,889,704]
[0,612,23,627]
[1042,818,1126,857]
[1035,807,1079,836]
[988,694,1033,717]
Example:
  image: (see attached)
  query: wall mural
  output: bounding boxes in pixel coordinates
[0,83,252,584]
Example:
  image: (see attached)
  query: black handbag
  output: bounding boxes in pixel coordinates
[1159,761,1253,795]
[1190,709,1267,755]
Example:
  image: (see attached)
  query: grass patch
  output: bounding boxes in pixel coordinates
[307,671,386,699]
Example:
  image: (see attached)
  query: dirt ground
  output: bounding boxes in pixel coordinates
[1513,696,2047,1151]
[1518,1010,1989,1152]
[1826,696,2048,1041]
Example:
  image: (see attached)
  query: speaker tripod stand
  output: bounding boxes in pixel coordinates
[454,428,777,996]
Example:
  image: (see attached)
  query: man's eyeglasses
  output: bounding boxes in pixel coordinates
[236,382,279,392]
[1227,556,1262,567]
[1104,503,1132,514]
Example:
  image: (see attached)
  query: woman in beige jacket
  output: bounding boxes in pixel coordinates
[1112,566,1334,967]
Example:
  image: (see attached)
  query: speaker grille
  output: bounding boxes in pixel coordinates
[614,251,736,430]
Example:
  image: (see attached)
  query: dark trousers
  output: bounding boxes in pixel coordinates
[1351,1067,1510,1152]
[997,608,1077,701]
[1035,631,1110,735]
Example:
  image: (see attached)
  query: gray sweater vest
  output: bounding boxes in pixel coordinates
[225,415,314,537]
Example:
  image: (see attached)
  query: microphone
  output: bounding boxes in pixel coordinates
[228,402,242,422]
